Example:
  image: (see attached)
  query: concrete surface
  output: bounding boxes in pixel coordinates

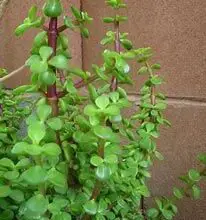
[1,0,206,219]
[0,0,82,87]
[82,0,206,219]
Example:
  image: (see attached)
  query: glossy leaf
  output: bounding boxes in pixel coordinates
[28,121,46,144]
[49,55,69,70]
[83,200,98,215]
[22,166,47,185]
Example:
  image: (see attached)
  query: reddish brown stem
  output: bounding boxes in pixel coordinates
[110,21,120,92]
[57,75,98,98]
[58,24,67,33]
[47,17,58,115]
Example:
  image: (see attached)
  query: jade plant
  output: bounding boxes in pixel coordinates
[0,0,205,219]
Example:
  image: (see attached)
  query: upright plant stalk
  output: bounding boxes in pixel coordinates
[110,20,120,92]
[47,17,59,116]
[140,62,156,220]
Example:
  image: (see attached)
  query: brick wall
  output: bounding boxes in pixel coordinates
[0,0,206,219]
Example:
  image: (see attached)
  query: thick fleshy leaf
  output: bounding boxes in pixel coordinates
[24,144,42,156]
[47,168,67,188]
[37,104,52,121]
[26,194,48,215]
[188,169,201,182]
[0,210,14,220]
[34,31,47,47]
[95,95,110,109]
[39,46,53,61]
[28,121,46,144]
[93,125,119,143]
[104,154,118,164]
[83,200,98,215]
[90,155,104,167]
[30,60,48,73]
[4,171,19,180]
[28,6,38,22]
[42,143,61,156]
[47,118,63,131]
[96,165,111,181]
[0,185,11,197]
[39,70,56,85]
[9,189,24,202]
[22,166,47,185]
[49,55,69,70]
[84,105,97,116]
[0,158,15,169]
[52,212,72,220]
[11,142,29,155]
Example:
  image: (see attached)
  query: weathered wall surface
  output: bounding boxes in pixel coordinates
[0,0,82,87]
[82,0,206,219]
[1,0,206,219]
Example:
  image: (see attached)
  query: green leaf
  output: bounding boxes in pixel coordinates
[52,212,72,220]
[64,80,77,94]
[4,171,19,180]
[71,5,81,20]
[0,185,11,197]
[151,63,161,70]
[115,56,130,74]
[120,39,133,50]
[155,151,164,160]
[28,121,46,144]
[0,210,14,220]
[198,153,206,165]
[34,31,47,47]
[26,194,48,215]
[37,104,52,121]
[93,125,119,143]
[173,187,184,199]
[9,189,24,202]
[47,117,63,131]
[103,17,115,23]
[0,158,15,169]
[95,95,110,109]
[28,6,37,22]
[64,16,75,29]
[49,55,68,70]
[151,75,163,85]
[83,200,98,215]
[192,185,201,199]
[188,169,201,182]
[98,199,107,213]
[84,105,97,116]
[22,165,47,185]
[154,102,167,110]
[138,66,148,75]
[80,27,89,38]
[48,168,67,188]
[30,60,48,73]
[104,105,120,116]
[137,185,150,197]
[104,154,118,164]
[43,143,61,156]
[96,164,111,181]
[16,158,31,169]
[15,23,30,36]
[39,70,56,85]
[90,155,104,167]
[145,122,155,132]
[11,142,29,155]
[147,208,159,218]
[162,209,173,220]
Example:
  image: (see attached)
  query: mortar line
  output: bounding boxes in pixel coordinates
[80,0,84,70]
[128,93,206,107]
